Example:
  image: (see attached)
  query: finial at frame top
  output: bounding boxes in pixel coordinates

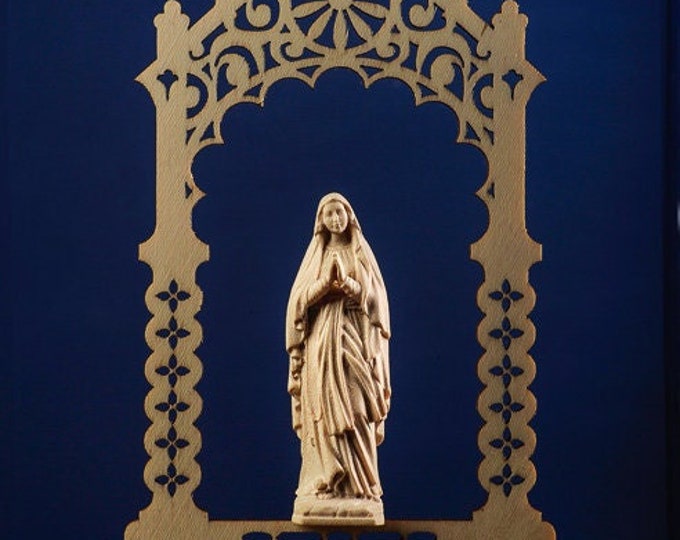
[501,0,520,15]
[163,0,182,15]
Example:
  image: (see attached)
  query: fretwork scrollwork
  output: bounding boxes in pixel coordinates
[138,0,519,159]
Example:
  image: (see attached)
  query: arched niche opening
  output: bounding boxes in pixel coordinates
[191,68,488,519]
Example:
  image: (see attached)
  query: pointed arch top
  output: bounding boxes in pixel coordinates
[137,0,543,159]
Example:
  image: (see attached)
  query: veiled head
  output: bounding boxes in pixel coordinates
[314,192,361,237]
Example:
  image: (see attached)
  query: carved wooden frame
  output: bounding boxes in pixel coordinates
[125,0,555,538]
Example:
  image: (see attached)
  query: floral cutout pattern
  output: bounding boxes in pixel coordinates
[489,354,524,389]
[490,464,525,497]
[155,390,190,424]
[487,277,530,497]
[490,427,525,460]
[153,382,192,496]
[156,279,191,313]
[155,463,189,497]
[293,0,388,49]
[156,317,191,349]
[151,278,195,497]
[155,427,190,460]
[489,390,525,424]
[155,354,191,388]
[489,279,524,312]
[489,317,524,350]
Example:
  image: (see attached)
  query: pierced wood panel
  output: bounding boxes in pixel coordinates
[126,0,554,538]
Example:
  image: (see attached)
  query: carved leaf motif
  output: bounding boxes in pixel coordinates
[334,10,348,49]
[308,8,333,40]
[347,9,373,42]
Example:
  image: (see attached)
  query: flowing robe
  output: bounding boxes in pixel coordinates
[286,204,390,500]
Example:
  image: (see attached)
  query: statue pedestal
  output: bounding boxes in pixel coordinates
[292,495,384,526]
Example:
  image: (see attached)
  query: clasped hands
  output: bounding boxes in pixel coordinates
[329,252,348,289]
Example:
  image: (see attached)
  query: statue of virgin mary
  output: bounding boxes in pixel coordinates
[286,193,391,526]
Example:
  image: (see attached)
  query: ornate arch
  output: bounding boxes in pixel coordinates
[126,0,555,538]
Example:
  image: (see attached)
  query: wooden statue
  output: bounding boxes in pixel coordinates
[286,193,390,525]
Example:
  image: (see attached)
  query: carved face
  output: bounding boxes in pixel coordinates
[321,201,349,234]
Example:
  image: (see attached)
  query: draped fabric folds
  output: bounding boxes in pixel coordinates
[286,193,391,500]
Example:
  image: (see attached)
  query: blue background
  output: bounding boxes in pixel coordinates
[3,0,672,538]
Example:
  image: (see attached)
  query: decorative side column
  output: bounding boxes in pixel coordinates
[471,2,550,538]
[126,2,210,538]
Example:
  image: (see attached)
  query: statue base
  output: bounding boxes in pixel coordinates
[292,495,384,526]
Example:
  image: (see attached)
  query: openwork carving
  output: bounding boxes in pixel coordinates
[127,0,555,538]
